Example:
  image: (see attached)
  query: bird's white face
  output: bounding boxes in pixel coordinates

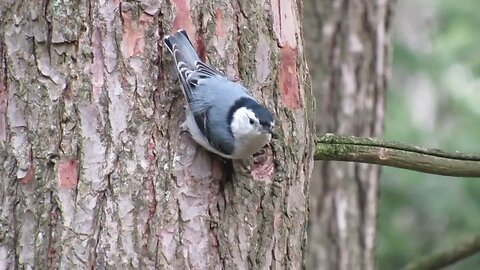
[229,106,275,158]
[231,107,274,139]
[230,107,274,158]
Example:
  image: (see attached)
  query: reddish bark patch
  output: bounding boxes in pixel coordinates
[58,158,78,189]
[20,165,35,185]
[279,46,300,109]
[172,0,195,38]
[215,9,226,38]
[252,146,275,181]
[195,31,206,62]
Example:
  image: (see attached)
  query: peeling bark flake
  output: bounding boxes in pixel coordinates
[91,28,104,103]
[58,158,79,189]
[279,46,300,109]
[270,0,298,47]
[121,10,150,57]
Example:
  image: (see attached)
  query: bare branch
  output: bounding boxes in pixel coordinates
[403,234,480,270]
[315,133,480,177]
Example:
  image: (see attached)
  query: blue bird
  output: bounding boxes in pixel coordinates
[164,30,275,159]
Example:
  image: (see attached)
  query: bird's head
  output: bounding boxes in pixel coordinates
[229,98,275,140]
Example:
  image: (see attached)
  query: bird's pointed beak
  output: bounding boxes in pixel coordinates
[262,126,276,137]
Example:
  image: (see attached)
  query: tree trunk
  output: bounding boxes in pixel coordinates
[303,0,394,269]
[0,0,314,269]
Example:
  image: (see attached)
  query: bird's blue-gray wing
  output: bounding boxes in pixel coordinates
[164,30,234,154]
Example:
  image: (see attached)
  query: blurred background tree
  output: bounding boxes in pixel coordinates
[378,0,480,268]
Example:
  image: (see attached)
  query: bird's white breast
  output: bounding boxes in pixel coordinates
[231,133,271,159]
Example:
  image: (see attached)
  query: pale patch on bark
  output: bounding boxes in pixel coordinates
[255,32,271,85]
[270,0,299,47]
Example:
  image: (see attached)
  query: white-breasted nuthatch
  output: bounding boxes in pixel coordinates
[164,30,275,159]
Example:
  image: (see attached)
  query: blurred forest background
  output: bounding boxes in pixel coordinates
[378,0,480,268]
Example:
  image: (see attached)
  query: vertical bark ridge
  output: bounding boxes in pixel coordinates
[305,0,394,269]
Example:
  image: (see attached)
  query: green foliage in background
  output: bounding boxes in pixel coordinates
[378,0,480,269]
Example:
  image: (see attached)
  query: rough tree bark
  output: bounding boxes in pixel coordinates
[304,0,394,269]
[0,0,314,269]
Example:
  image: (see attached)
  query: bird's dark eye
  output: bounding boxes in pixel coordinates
[249,119,254,125]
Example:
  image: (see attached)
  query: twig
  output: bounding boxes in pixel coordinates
[403,234,480,270]
[315,133,480,177]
